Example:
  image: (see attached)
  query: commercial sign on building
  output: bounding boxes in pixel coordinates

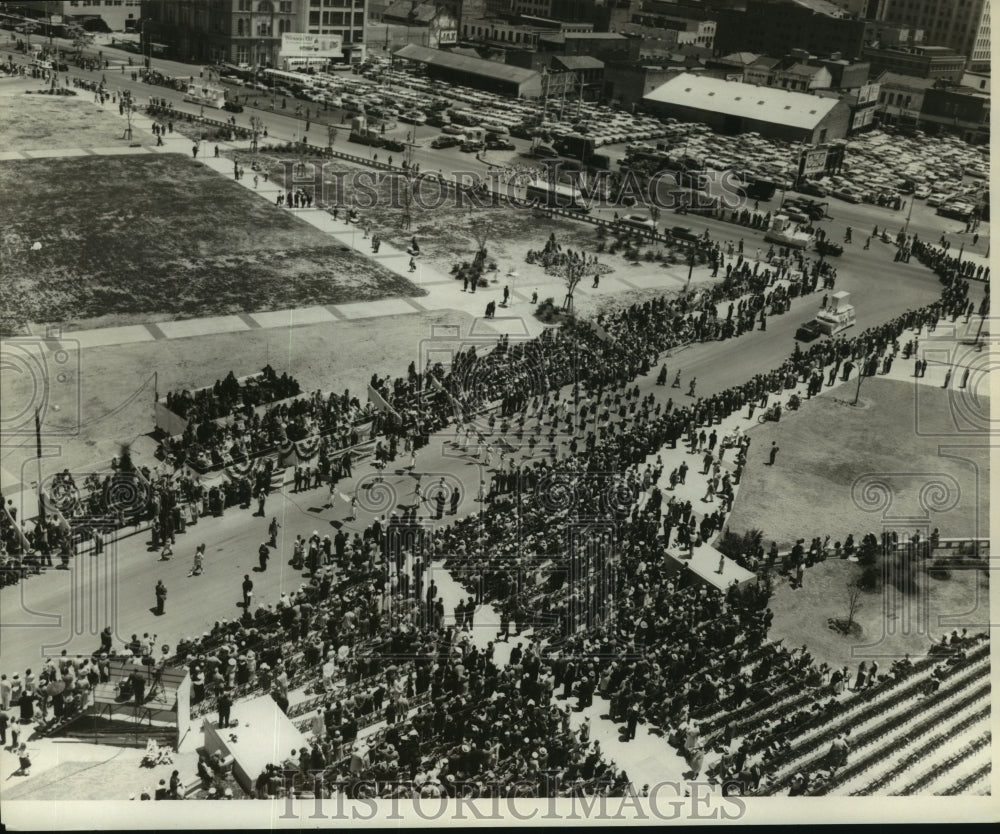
[280,33,343,58]
[438,29,457,44]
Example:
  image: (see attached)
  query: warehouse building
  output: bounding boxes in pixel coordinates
[643,72,852,143]
[392,43,542,97]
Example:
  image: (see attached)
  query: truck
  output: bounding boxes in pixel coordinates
[764,214,813,250]
[183,83,226,109]
[796,290,856,340]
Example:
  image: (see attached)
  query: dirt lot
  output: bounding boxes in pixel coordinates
[0,87,128,150]
[246,151,695,307]
[727,378,990,548]
[0,153,421,334]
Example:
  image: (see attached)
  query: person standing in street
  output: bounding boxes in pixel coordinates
[154,580,167,616]
[242,575,254,610]
[258,542,269,572]
[768,442,779,466]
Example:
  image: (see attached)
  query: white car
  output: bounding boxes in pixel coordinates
[914,185,932,199]
[925,192,948,207]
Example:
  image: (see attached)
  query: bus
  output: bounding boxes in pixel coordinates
[525,182,589,213]
[183,83,226,109]
[261,68,316,92]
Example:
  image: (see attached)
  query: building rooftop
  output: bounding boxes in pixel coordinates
[718,52,762,66]
[791,0,852,17]
[874,71,939,89]
[394,44,540,85]
[553,55,605,71]
[540,31,629,43]
[644,71,841,129]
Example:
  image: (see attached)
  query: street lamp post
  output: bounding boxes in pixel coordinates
[851,366,865,406]
[684,246,695,293]
[35,407,47,528]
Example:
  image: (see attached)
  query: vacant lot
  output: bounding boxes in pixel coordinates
[0,89,127,151]
[767,556,989,670]
[727,378,990,548]
[0,154,421,333]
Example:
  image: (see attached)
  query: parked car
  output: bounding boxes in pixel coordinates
[926,192,948,207]
[486,139,515,151]
[460,141,485,153]
[831,188,860,204]
[816,239,844,257]
[914,184,932,199]
[795,181,827,198]
[430,135,460,149]
[937,202,975,220]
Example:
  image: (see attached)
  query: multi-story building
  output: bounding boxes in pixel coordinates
[4,0,142,32]
[459,15,593,48]
[867,0,989,71]
[141,0,366,67]
[536,31,641,63]
[862,43,966,81]
[714,0,867,59]
[300,0,367,59]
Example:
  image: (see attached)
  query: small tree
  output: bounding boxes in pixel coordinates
[22,20,39,51]
[249,115,264,153]
[399,172,413,231]
[562,251,586,313]
[469,216,491,271]
[66,22,94,61]
[842,580,864,633]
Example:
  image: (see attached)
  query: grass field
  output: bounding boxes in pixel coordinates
[0,154,421,333]
[0,89,129,151]
[726,378,989,549]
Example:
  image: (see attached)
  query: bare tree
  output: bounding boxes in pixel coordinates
[399,172,414,231]
[841,580,864,634]
[469,216,490,270]
[249,115,264,153]
[562,250,586,313]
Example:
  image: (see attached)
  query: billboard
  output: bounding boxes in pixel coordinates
[280,33,343,58]
[856,82,879,106]
[800,148,828,176]
[438,29,457,44]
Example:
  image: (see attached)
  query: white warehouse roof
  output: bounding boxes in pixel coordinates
[644,72,841,131]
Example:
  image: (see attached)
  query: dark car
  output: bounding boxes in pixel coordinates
[795,320,824,342]
[816,239,844,257]
[430,135,459,149]
[222,100,244,113]
[460,141,485,153]
[486,139,515,151]
[669,226,698,242]
[795,181,827,198]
